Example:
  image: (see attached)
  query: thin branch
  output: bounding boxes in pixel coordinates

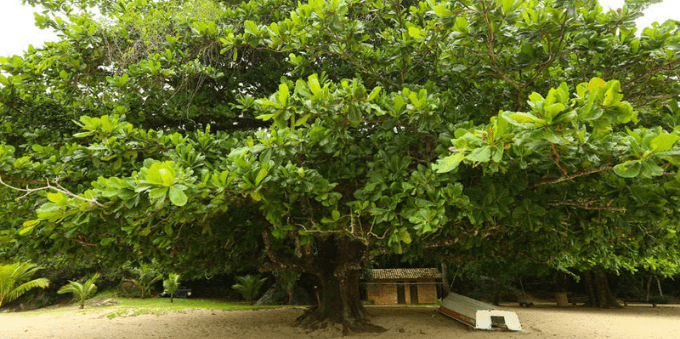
[529,166,613,188]
[547,201,626,211]
[0,175,104,207]
[297,224,345,234]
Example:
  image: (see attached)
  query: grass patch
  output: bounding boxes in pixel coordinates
[1,294,292,319]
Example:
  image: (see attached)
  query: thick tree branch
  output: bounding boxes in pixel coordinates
[261,231,319,274]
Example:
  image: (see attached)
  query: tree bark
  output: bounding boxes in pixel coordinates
[263,232,386,334]
[288,289,294,305]
[646,276,652,302]
[600,272,622,308]
[595,272,608,308]
[583,271,596,307]
[583,270,621,308]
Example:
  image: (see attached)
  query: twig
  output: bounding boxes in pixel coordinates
[529,166,613,188]
[0,175,104,207]
[547,201,626,211]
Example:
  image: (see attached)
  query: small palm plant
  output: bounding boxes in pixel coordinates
[163,273,181,303]
[125,263,162,298]
[232,274,267,305]
[58,273,100,309]
[0,262,50,308]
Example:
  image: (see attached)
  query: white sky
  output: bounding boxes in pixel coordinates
[0,0,678,57]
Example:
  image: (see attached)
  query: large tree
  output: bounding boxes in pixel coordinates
[1,0,680,331]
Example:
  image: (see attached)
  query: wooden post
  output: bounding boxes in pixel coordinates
[646,276,652,302]
[655,276,664,299]
[441,262,450,298]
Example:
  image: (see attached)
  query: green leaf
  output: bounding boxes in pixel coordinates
[46,192,66,204]
[588,77,607,91]
[603,81,623,106]
[36,203,61,215]
[367,87,381,101]
[116,189,136,200]
[73,131,95,138]
[507,112,545,126]
[651,133,680,152]
[394,95,404,112]
[466,146,491,163]
[149,187,168,199]
[255,166,268,185]
[399,230,412,244]
[308,74,321,96]
[408,26,423,39]
[332,210,340,220]
[100,238,114,246]
[146,168,163,185]
[434,5,452,17]
[159,168,174,187]
[288,53,303,65]
[295,114,311,126]
[244,20,258,35]
[168,186,188,206]
[502,0,514,14]
[613,161,641,178]
[19,225,35,236]
[544,103,565,119]
[433,152,465,173]
[278,83,289,106]
[23,219,41,228]
[250,190,262,201]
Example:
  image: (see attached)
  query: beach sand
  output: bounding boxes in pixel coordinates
[2,302,679,339]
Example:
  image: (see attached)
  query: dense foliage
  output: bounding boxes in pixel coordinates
[1,0,679,328]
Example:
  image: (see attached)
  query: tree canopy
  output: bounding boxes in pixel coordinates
[1,0,680,330]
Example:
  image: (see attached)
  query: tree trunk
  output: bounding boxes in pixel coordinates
[595,272,608,308]
[80,301,84,309]
[583,271,596,307]
[263,232,385,334]
[583,270,621,308]
[170,294,174,303]
[295,236,384,334]
[646,276,652,302]
[600,272,622,308]
[288,289,294,305]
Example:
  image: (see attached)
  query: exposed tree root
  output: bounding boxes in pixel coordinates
[296,306,387,335]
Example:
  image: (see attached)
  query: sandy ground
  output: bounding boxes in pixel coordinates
[2,303,680,339]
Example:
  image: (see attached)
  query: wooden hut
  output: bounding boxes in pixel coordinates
[366,268,441,305]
